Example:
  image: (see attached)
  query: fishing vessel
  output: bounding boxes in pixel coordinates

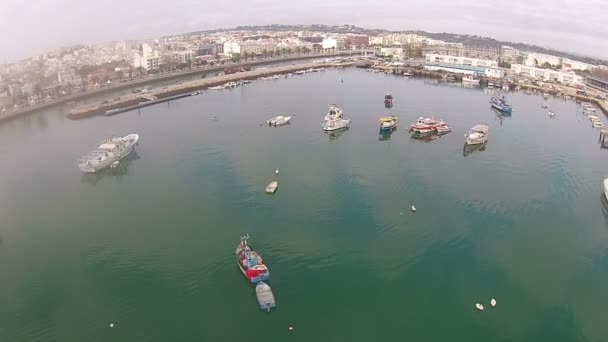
[490,96,513,114]
[384,94,393,108]
[409,117,448,134]
[256,282,277,312]
[379,116,398,132]
[462,75,480,85]
[77,134,139,173]
[465,124,489,145]
[235,235,270,283]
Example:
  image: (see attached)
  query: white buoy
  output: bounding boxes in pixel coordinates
[490,298,497,307]
[475,303,484,311]
[289,326,294,331]
[411,205,416,212]
[110,323,114,328]
[275,168,280,175]
[400,212,403,215]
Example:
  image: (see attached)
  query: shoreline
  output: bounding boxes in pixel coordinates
[0,51,367,123]
[67,61,355,119]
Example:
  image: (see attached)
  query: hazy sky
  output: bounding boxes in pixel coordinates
[1,0,607,62]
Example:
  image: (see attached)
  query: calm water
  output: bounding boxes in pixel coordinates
[1,69,608,342]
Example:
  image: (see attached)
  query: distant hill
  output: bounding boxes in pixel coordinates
[184,24,607,66]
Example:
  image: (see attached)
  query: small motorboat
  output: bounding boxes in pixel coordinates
[275,168,279,175]
[379,116,398,132]
[403,72,414,77]
[411,205,416,212]
[490,298,497,307]
[548,111,555,117]
[265,181,278,194]
[110,160,120,168]
[541,103,548,109]
[604,179,608,201]
[475,303,484,311]
[465,124,489,145]
[273,116,292,126]
[588,114,599,121]
[593,121,604,128]
[256,281,277,312]
[435,125,452,135]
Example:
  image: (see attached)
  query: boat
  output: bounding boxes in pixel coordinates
[322,118,350,132]
[588,114,599,121]
[267,115,292,126]
[490,298,497,307]
[582,102,593,108]
[464,124,489,145]
[541,103,548,108]
[403,72,414,77]
[265,181,278,194]
[256,282,277,312]
[583,107,597,113]
[548,111,555,117]
[409,117,448,134]
[110,160,120,168]
[476,303,484,311]
[379,116,398,132]
[462,75,480,85]
[324,104,343,121]
[487,82,495,88]
[384,94,393,108]
[490,96,513,114]
[78,134,139,173]
[435,125,452,135]
[543,93,549,99]
[604,179,608,201]
[593,121,604,128]
[235,235,270,283]
[209,85,225,90]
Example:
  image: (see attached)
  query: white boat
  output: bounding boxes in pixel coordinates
[322,118,350,132]
[256,281,277,312]
[273,116,292,126]
[324,104,343,121]
[582,102,593,108]
[208,85,225,90]
[593,121,604,128]
[604,179,608,201]
[548,111,555,117]
[462,75,480,85]
[487,82,495,87]
[583,107,597,113]
[588,114,599,121]
[490,298,497,307]
[78,134,139,173]
[464,124,489,145]
[265,181,278,194]
[436,125,452,135]
[475,303,484,311]
[403,72,414,77]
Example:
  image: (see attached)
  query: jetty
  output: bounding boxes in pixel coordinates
[68,60,354,119]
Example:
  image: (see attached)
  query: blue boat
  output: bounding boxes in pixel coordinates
[490,96,512,114]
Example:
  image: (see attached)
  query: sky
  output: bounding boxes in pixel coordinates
[1,0,607,63]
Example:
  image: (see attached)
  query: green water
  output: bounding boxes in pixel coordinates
[1,69,608,341]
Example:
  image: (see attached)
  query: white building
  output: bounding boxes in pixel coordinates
[223,42,241,56]
[380,47,404,60]
[322,37,337,50]
[510,64,584,86]
[133,43,160,71]
[425,53,498,68]
[173,50,194,64]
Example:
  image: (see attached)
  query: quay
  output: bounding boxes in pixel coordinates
[68,60,355,119]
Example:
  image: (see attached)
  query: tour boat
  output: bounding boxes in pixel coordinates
[379,116,398,132]
[604,179,608,201]
[77,134,139,173]
[462,75,480,85]
[384,94,393,108]
[256,281,277,312]
[409,117,448,134]
[490,96,512,114]
[465,124,489,145]
[235,235,270,283]
[265,181,278,194]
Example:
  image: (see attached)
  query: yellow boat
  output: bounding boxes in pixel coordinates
[379,116,398,131]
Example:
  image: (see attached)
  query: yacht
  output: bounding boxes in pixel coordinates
[323,104,350,132]
[78,134,139,173]
[464,124,489,145]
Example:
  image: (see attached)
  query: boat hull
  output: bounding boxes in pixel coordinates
[78,134,139,173]
[237,262,270,283]
[491,103,512,114]
[256,281,277,311]
[604,179,608,201]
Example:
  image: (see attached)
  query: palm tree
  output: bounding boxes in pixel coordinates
[281,48,287,57]
[242,51,248,63]
[262,49,268,59]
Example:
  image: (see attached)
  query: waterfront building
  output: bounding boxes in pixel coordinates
[425,53,498,68]
[510,64,584,86]
[525,52,595,71]
[587,71,608,91]
[322,37,337,50]
[380,47,404,60]
[424,63,503,78]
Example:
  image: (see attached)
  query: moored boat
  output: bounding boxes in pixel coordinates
[256,281,277,312]
[490,96,513,114]
[384,94,393,108]
[403,72,414,77]
[265,181,278,193]
[77,134,139,173]
[235,235,270,283]
[267,115,292,126]
[548,111,556,117]
[593,121,604,128]
[462,75,480,85]
[436,125,452,135]
[465,124,489,145]
[409,117,448,134]
[323,104,350,132]
[379,116,398,132]
[604,179,608,201]
[324,104,343,121]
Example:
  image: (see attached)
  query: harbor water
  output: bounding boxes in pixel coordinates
[1,69,608,341]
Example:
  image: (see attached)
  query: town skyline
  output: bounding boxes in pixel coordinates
[2,0,607,63]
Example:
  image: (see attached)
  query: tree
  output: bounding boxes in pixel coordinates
[262,49,268,59]
[281,48,287,56]
[541,61,552,69]
[242,51,248,62]
[269,50,275,58]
